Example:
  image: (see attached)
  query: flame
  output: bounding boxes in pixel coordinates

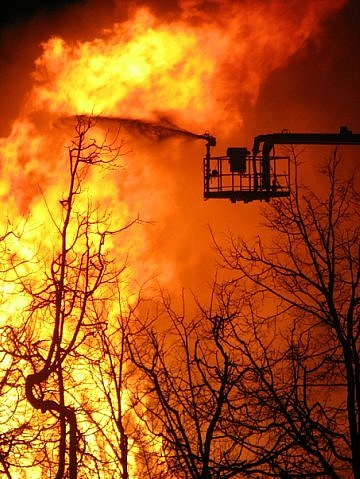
[29,9,217,123]
[5,0,345,286]
[0,0,351,476]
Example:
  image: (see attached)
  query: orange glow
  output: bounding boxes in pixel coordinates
[0,0,355,476]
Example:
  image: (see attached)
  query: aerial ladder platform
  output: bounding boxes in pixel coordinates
[202,126,360,203]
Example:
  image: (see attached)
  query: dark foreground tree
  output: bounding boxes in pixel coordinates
[82,287,152,479]
[2,132,358,479]
[127,287,298,479]
[214,152,360,478]
[129,151,359,479]
[0,223,32,479]
[6,116,137,478]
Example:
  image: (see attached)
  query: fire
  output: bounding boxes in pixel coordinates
[0,0,351,477]
[30,8,218,122]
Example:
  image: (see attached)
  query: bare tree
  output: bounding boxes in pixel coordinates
[1,115,181,479]
[12,116,135,478]
[126,286,295,479]
[0,221,38,479]
[213,151,360,478]
[78,286,149,479]
[3,125,358,479]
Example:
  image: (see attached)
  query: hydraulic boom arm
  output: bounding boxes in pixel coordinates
[252,126,360,156]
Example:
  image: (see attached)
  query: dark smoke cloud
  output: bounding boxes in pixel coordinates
[251,0,360,135]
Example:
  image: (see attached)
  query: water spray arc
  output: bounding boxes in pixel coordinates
[67,115,212,142]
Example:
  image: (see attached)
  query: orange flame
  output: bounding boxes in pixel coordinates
[0,0,350,476]
[1,0,348,285]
